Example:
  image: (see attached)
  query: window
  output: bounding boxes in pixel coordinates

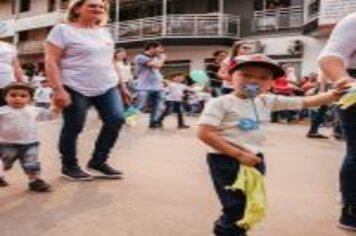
[18,31,30,42]
[254,0,291,11]
[168,1,184,14]
[161,60,191,79]
[11,1,16,14]
[20,0,31,13]
[207,0,219,12]
[48,0,56,12]
[61,0,70,10]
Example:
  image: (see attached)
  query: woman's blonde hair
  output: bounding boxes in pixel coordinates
[66,0,110,26]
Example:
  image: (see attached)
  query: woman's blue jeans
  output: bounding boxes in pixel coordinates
[339,106,356,207]
[59,87,125,168]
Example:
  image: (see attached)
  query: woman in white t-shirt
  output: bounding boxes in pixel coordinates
[218,41,251,95]
[45,0,131,180]
[318,12,356,231]
[0,41,25,105]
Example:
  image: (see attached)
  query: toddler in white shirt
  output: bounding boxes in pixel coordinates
[0,82,60,192]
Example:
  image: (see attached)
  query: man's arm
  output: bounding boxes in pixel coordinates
[147,54,167,69]
[318,14,356,86]
[319,56,351,84]
[12,58,25,82]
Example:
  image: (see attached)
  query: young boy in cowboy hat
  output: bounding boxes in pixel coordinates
[197,54,347,236]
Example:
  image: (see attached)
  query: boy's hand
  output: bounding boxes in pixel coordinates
[333,76,354,90]
[237,151,262,167]
[331,82,353,100]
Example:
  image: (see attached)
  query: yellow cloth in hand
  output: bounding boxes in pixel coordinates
[338,83,356,110]
[227,166,267,230]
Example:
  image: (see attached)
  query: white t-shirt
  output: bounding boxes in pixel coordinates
[35,87,53,103]
[198,94,303,154]
[319,12,356,67]
[46,24,118,96]
[166,82,189,102]
[116,61,133,83]
[0,106,58,144]
[0,42,16,88]
[31,75,46,88]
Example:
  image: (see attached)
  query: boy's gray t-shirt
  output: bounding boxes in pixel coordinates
[134,53,163,91]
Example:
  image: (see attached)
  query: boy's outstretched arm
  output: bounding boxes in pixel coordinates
[197,124,261,167]
[302,87,349,108]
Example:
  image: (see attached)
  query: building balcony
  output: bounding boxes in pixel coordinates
[18,40,44,55]
[252,6,303,33]
[109,13,240,44]
[15,10,65,32]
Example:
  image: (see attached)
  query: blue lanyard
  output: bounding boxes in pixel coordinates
[249,98,260,124]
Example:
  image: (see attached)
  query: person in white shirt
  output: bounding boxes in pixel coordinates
[318,12,356,231]
[218,41,252,95]
[45,0,131,181]
[157,73,190,128]
[0,82,60,191]
[34,80,53,109]
[114,48,134,89]
[31,71,46,88]
[197,54,346,236]
[0,41,25,106]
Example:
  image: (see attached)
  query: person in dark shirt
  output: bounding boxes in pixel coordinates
[206,50,228,97]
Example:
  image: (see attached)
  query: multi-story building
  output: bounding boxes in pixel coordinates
[1,0,356,77]
[0,0,69,72]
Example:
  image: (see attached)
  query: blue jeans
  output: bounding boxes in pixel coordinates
[339,106,356,207]
[308,105,328,134]
[135,90,163,126]
[158,101,185,126]
[0,142,40,176]
[59,87,125,168]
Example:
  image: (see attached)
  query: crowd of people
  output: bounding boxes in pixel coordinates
[0,0,356,235]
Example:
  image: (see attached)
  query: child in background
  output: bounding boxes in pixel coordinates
[197,54,347,236]
[157,73,190,128]
[34,80,53,109]
[0,82,60,192]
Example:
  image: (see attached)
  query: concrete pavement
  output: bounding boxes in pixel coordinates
[0,113,354,236]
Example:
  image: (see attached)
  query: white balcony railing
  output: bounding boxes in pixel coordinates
[15,10,65,32]
[18,40,44,54]
[253,6,303,32]
[109,14,240,42]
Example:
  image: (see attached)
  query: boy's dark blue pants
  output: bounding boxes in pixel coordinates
[207,153,265,236]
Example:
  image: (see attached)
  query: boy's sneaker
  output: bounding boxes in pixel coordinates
[178,124,190,129]
[29,179,51,192]
[0,178,9,187]
[149,123,162,129]
[338,207,356,231]
[62,166,94,181]
[307,133,329,139]
[87,163,123,179]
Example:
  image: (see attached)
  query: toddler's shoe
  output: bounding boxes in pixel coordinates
[29,179,51,192]
[0,178,9,187]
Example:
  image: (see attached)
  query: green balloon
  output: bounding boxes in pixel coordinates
[190,70,209,84]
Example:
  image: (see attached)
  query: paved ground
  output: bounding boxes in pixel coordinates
[0,112,355,236]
